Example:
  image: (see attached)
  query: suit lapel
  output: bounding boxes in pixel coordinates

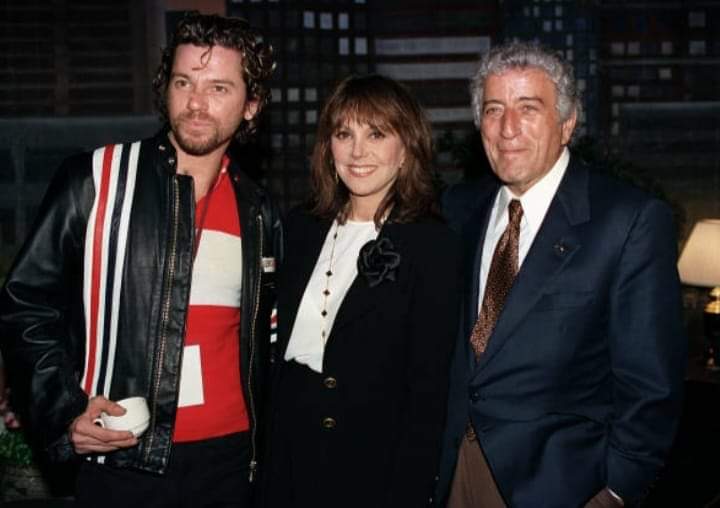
[330,221,397,335]
[328,271,374,335]
[278,215,332,358]
[473,159,591,374]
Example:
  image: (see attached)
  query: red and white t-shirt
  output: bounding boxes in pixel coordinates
[173,161,249,442]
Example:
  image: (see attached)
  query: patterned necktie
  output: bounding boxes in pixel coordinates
[470,199,524,357]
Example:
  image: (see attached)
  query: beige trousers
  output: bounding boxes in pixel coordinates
[446,426,506,508]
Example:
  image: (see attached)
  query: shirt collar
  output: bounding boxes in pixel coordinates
[494,147,570,234]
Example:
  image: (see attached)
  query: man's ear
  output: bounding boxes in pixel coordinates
[243,98,260,121]
[560,109,577,146]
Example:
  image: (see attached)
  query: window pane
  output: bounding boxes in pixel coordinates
[320,12,333,30]
[354,37,367,55]
[303,11,315,29]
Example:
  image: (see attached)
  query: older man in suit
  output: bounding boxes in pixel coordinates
[434,41,686,508]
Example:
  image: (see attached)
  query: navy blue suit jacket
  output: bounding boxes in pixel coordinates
[434,156,687,507]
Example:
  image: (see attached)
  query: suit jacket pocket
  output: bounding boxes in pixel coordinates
[534,290,595,310]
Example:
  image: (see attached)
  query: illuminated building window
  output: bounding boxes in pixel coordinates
[320,12,333,30]
[303,11,315,29]
[355,37,367,55]
[689,40,706,56]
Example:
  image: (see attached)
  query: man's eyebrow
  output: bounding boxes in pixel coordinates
[517,96,545,104]
[168,73,237,87]
[209,79,237,87]
[482,99,504,107]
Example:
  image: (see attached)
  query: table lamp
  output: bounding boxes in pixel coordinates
[678,219,720,369]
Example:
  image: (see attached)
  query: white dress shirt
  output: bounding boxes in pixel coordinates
[478,148,570,313]
[285,219,378,373]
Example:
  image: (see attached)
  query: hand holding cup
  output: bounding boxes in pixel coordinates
[93,396,150,437]
[70,395,141,454]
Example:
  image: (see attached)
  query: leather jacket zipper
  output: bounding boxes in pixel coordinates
[145,175,180,463]
[247,213,263,483]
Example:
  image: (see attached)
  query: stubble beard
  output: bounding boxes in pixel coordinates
[170,112,232,157]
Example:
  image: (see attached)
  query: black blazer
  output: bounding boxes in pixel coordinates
[271,207,461,507]
[435,157,687,507]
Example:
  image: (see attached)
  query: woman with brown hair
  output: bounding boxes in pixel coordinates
[265,74,460,507]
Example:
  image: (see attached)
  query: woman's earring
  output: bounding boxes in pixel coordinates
[334,171,339,184]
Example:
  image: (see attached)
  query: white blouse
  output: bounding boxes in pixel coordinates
[284,219,379,373]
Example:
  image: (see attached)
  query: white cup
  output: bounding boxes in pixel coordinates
[93,396,150,437]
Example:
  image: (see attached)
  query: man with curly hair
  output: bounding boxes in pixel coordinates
[0,12,281,507]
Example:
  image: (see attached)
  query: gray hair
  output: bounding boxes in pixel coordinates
[470,40,582,130]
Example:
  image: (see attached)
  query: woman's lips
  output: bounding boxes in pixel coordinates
[346,165,376,176]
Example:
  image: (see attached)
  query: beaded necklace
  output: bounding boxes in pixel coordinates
[319,220,341,345]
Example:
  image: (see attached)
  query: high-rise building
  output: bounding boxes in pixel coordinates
[0,1,163,262]
[367,0,498,182]
[1,0,718,261]
[501,0,720,230]
[227,0,373,208]
[595,0,720,227]
[228,0,499,202]
[0,0,160,116]
[500,1,599,139]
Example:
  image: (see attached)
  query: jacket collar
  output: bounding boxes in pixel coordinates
[154,128,178,175]
[152,128,266,201]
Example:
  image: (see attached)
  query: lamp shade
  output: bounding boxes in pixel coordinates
[678,219,720,287]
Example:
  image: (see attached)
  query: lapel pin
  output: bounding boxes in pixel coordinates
[554,242,567,255]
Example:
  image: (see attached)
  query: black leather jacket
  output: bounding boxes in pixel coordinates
[0,130,282,477]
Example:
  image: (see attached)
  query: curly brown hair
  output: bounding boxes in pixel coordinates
[310,74,438,227]
[153,11,276,143]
